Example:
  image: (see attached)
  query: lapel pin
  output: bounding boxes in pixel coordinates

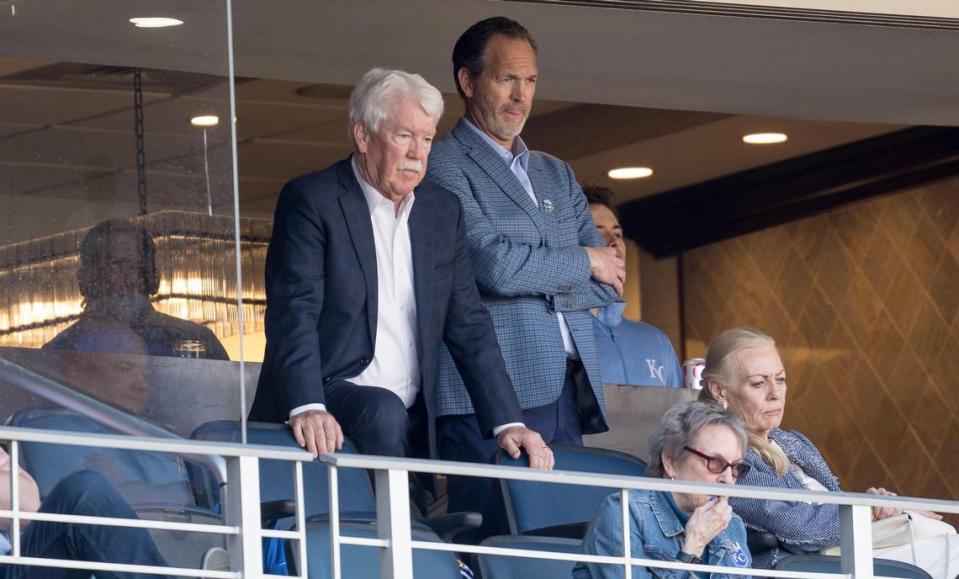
[542,199,554,213]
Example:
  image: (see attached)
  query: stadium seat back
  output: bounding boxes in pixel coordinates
[776,555,932,579]
[191,420,375,517]
[9,407,200,508]
[478,535,582,579]
[289,518,461,579]
[494,444,646,536]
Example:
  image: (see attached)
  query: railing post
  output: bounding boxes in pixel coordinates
[328,463,341,579]
[10,440,20,557]
[294,460,309,579]
[621,488,632,579]
[375,468,413,579]
[839,504,873,578]
[225,455,263,576]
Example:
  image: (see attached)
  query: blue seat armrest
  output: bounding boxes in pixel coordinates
[422,512,483,542]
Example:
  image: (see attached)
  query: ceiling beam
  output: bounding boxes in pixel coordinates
[618,126,959,257]
[522,104,727,161]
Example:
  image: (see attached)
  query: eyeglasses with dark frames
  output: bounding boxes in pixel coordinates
[683,446,751,479]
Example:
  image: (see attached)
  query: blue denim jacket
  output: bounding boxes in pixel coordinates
[730,429,841,569]
[574,489,752,579]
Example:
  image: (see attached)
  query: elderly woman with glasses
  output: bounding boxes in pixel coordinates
[574,401,753,579]
[699,327,958,575]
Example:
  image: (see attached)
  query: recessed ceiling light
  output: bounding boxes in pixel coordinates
[743,132,788,144]
[190,115,220,127]
[129,17,184,28]
[608,167,653,180]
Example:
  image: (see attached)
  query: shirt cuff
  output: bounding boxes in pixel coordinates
[492,422,526,437]
[289,403,327,419]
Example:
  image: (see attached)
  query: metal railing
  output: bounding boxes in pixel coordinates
[322,453,959,579]
[0,425,313,578]
[3,424,958,578]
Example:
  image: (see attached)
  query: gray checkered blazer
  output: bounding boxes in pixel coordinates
[426,119,618,432]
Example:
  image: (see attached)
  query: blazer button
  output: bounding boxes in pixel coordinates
[360,358,370,365]
[323,377,332,385]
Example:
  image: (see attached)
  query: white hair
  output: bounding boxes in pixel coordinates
[348,68,444,145]
[646,401,747,479]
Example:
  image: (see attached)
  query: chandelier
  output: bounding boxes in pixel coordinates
[0,211,271,350]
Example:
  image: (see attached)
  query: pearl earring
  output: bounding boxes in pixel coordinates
[721,399,728,410]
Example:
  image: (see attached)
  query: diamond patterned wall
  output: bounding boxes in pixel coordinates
[682,178,959,502]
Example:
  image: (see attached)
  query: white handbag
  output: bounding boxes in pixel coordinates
[823,511,955,578]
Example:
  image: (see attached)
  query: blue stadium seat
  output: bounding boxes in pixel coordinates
[288,517,462,579]
[478,535,582,579]
[776,555,932,579]
[8,407,225,570]
[494,445,647,537]
[9,406,203,508]
[191,420,375,518]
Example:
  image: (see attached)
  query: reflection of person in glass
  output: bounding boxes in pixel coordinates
[44,328,152,414]
[43,219,228,360]
[0,447,170,579]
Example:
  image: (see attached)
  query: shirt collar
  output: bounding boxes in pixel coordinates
[649,490,686,537]
[463,117,529,171]
[351,156,415,215]
[664,491,690,525]
[596,301,628,328]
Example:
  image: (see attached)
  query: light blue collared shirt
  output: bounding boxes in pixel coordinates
[463,118,536,206]
[462,117,579,359]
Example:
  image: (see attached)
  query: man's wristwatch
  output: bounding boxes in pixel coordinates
[676,550,702,564]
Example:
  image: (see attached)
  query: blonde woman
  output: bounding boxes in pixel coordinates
[699,327,957,576]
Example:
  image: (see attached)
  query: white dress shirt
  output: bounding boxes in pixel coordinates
[290,160,419,416]
[290,160,524,436]
[345,160,421,407]
[463,118,579,359]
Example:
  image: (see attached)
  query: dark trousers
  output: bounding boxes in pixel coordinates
[3,470,168,579]
[437,360,588,543]
[324,382,429,459]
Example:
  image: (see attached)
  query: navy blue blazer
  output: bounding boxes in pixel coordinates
[249,158,524,446]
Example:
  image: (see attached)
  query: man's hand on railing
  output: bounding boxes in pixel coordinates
[289,409,344,458]
[495,425,554,470]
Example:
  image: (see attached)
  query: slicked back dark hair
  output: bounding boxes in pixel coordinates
[452,16,538,99]
[582,186,615,209]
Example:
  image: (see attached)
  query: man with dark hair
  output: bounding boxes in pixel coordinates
[451,16,538,99]
[427,17,622,539]
[583,186,682,387]
[44,219,228,360]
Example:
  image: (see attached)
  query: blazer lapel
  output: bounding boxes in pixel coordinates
[408,193,433,369]
[452,120,547,239]
[337,161,378,345]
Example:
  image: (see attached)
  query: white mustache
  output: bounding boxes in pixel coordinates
[399,161,423,173]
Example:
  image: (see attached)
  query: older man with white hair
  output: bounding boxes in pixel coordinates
[250,68,552,470]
